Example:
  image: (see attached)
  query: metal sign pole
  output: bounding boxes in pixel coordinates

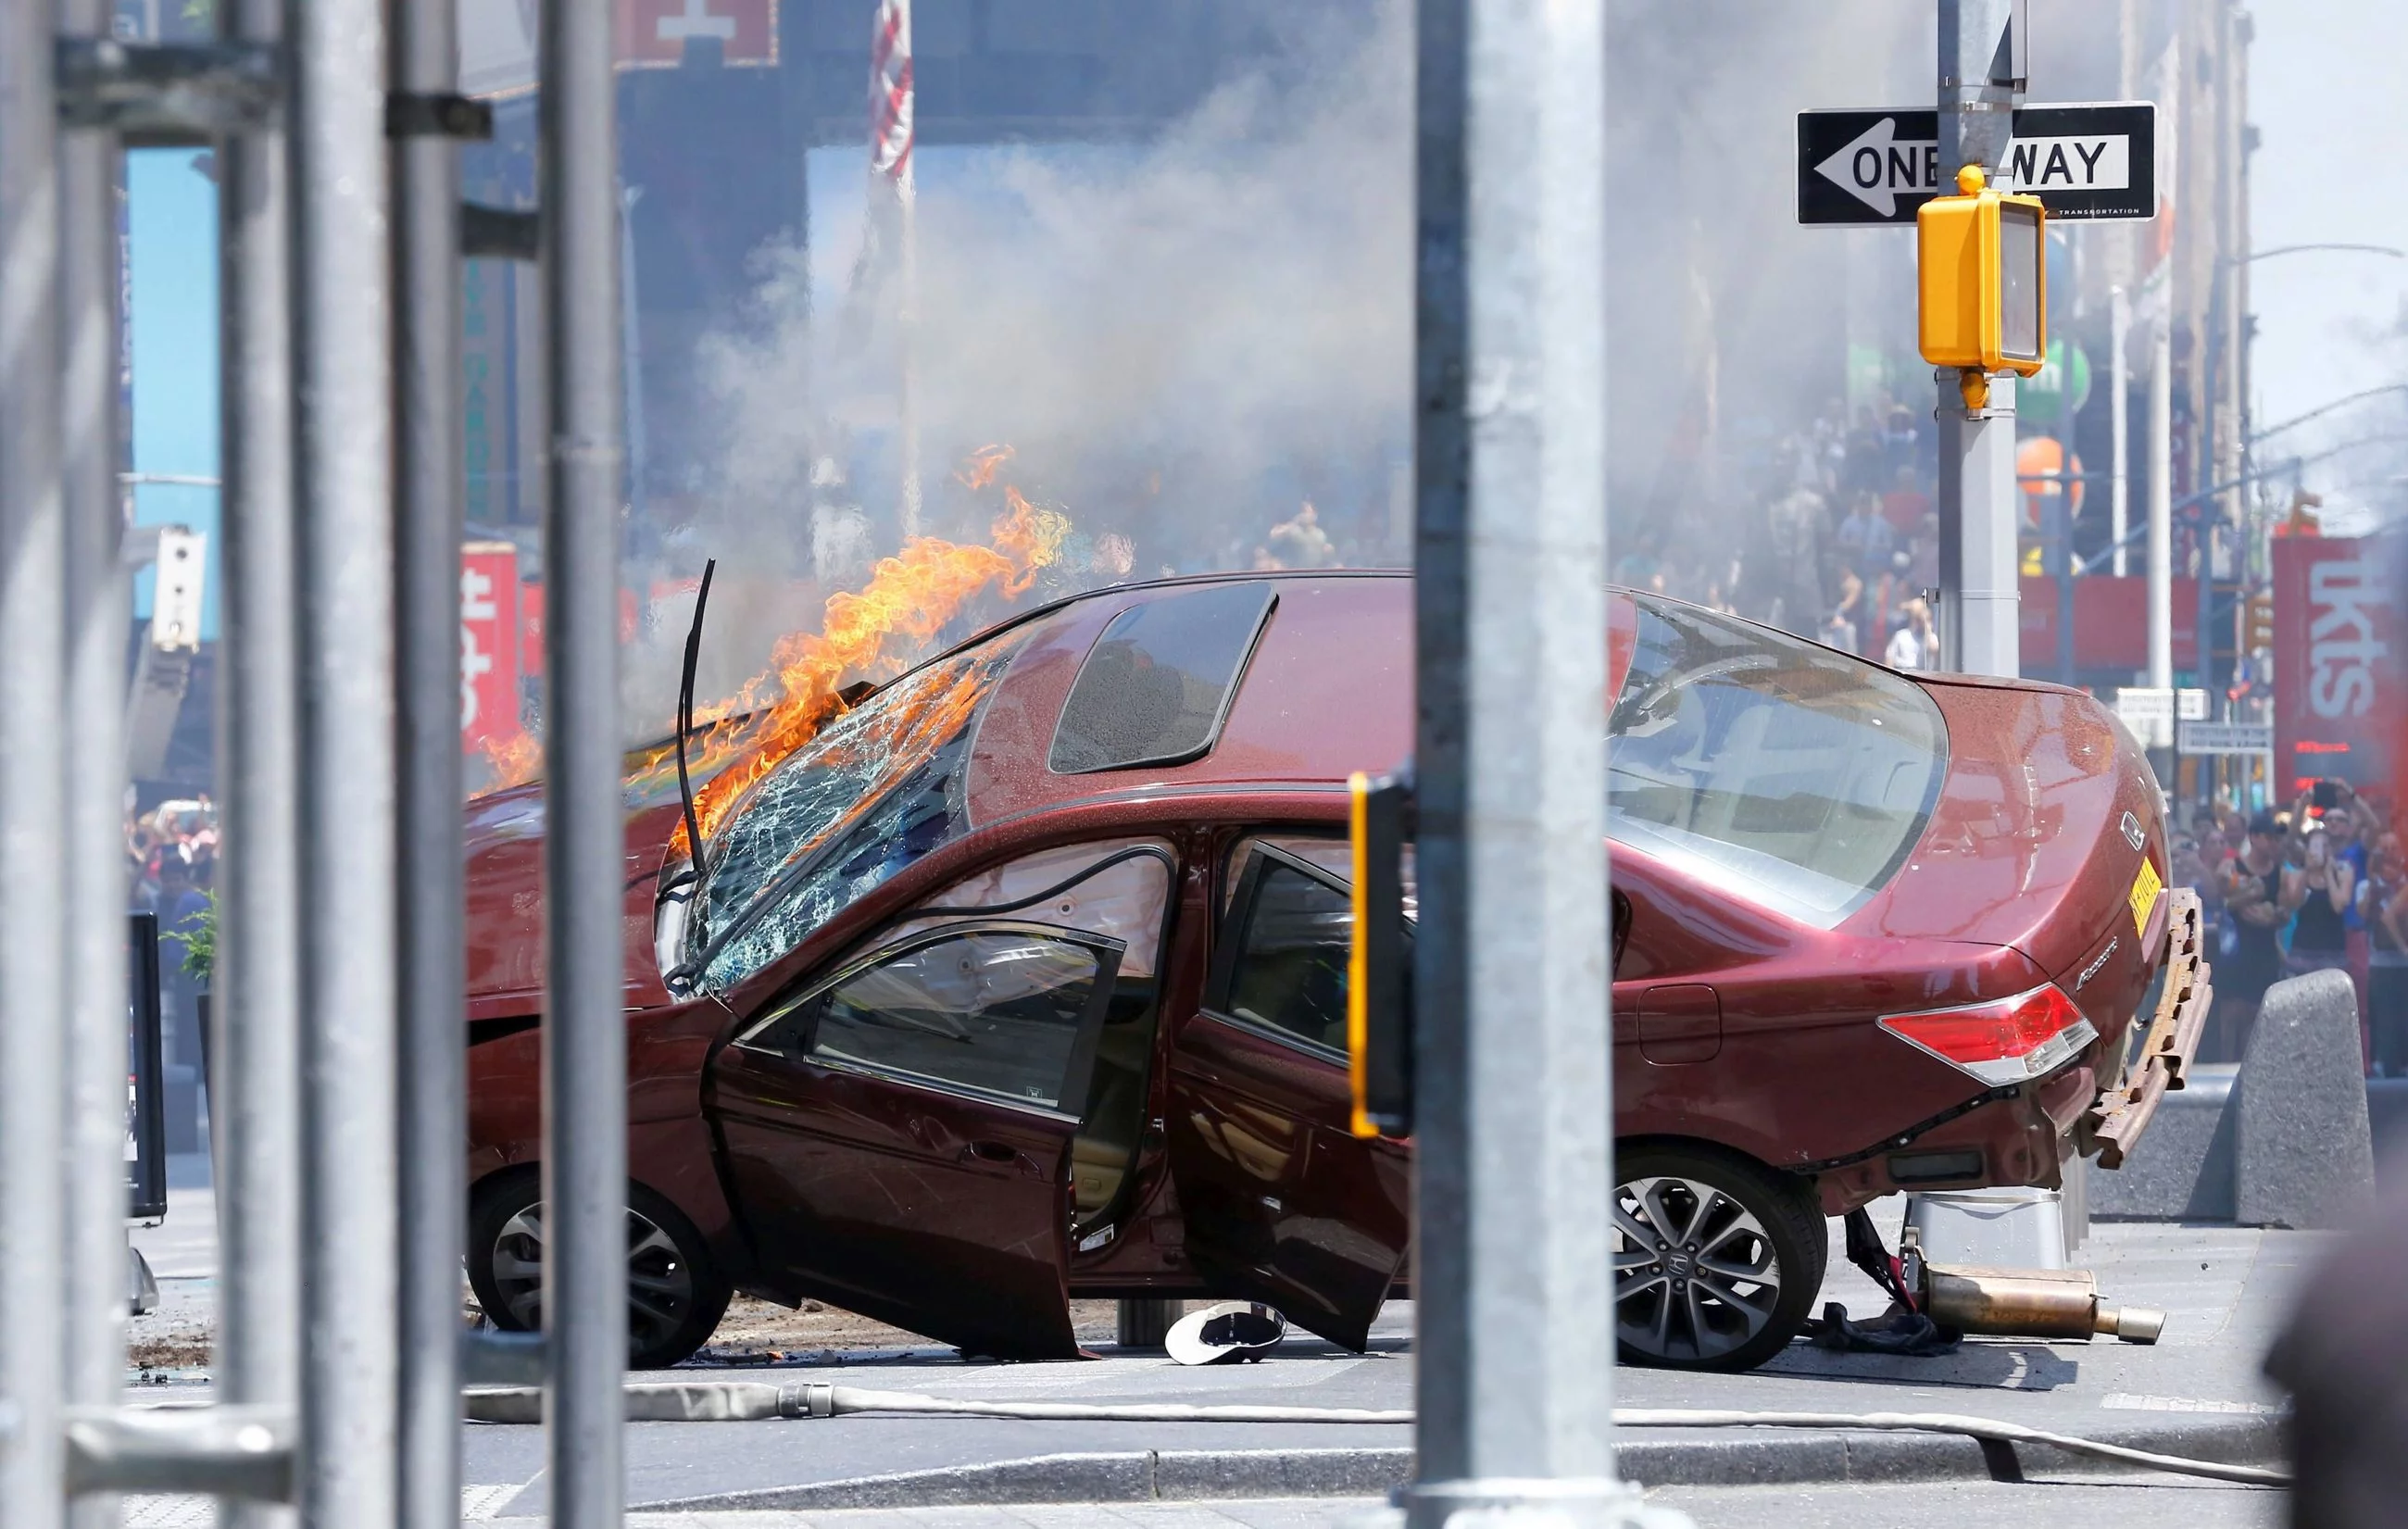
[538,0,628,1521]
[290,0,402,1519]
[215,0,307,1522]
[0,0,71,1520]
[59,1,133,1523]
[390,0,468,1522]
[1406,2,1672,1526]
[1936,0,2024,677]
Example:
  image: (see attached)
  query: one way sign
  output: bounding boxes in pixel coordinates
[1797,102,2156,226]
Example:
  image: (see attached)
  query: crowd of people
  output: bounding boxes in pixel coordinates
[132,793,216,935]
[2171,782,2407,1076]
[1611,400,1947,666]
[132,794,216,1151]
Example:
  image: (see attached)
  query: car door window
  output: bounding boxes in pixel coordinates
[1224,834,1416,922]
[741,924,1120,1112]
[1223,859,1352,1053]
[815,930,1114,1109]
[733,839,1176,1221]
[880,840,1173,972]
[883,840,1176,1230]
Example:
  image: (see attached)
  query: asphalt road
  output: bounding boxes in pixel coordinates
[122,1161,2319,1525]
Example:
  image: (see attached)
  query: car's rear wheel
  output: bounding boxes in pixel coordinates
[468,1172,734,1371]
[1613,1142,1825,1372]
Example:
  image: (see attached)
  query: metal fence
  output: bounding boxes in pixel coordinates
[0,0,623,1523]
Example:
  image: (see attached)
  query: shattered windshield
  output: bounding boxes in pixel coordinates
[1609,598,1947,927]
[692,637,1025,992]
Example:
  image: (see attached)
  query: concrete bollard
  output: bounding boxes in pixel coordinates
[2235,970,2378,1230]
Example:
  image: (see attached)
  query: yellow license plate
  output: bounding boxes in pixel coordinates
[2128,856,2164,937]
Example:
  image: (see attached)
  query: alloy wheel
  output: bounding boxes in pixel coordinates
[1613,1173,1786,1365]
[485,1201,701,1360]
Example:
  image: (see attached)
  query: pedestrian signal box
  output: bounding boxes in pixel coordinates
[2245,592,2274,655]
[1347,768,1413,1140]
[1918,165,2048,386]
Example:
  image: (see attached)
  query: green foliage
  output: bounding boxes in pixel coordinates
[166,889,216,985]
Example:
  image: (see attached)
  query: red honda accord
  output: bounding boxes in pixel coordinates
[462,570,2201,1372]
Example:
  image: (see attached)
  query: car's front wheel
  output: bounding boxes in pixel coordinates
[1613,1142,1825,1372]
[467,1172,734,1371]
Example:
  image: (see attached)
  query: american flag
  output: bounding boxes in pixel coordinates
[871,0,913,187]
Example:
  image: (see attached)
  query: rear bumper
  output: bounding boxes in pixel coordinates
[2081,887,2213,1170]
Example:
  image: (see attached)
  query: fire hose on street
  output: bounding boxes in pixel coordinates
[455,1383,2289,1487]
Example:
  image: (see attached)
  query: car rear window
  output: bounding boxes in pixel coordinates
[1047,582,1276,773]
[1609,597,1947,927]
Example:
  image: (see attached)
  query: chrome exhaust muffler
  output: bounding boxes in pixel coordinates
[1921,1264,2165,1344]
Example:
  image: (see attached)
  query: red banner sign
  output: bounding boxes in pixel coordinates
[460,543,522,750]
[618,0,777,68]
[2273,534,2402,798]
[2018,574,2201,675]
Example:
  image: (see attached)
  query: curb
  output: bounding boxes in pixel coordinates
[632,1414,2286,1511]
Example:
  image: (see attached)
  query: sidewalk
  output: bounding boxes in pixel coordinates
[119,1179,2314,1523]
[481,1478,2281,1529]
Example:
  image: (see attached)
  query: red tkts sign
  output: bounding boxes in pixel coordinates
[460,543,522,750]
[2273,534,2401,797]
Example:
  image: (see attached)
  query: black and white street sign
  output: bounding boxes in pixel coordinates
[1797,102,2156,226]
[2178,721,2275,757]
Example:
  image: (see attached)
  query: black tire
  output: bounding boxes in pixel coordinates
[1613,1142,1825,1373]
[467,1171,734,1371]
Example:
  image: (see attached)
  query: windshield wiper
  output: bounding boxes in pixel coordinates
[662,559,716,993]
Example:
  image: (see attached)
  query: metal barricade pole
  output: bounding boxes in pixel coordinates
[58,0,132,1523]
[539,0,629,1522]
[390,0,469,1522]
[217,0,306,1523]
[0,0,71,1522]
[0,0,71,1508]
[1404,2,1674,1526]
[289,0,401,1521]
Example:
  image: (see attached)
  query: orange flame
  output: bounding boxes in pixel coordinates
[473,461,1071,850]
[476,727,546,793]
[956,444,1015,492]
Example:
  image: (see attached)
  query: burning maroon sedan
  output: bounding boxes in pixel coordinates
[462,570,2202,1372]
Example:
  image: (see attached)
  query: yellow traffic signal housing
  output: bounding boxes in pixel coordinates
[1918,165,2048,379]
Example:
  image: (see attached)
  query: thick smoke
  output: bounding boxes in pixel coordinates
[633,3,1411,736]
[627,0,1939,734]
[1604,0,1925,554]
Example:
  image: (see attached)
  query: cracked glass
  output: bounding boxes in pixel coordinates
[695,637,1025,991]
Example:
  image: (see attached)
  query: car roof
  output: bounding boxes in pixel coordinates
[963,570,1414,825]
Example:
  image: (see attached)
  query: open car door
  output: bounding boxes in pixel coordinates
[1166,840,1411,1351]
[707,921,1121,1359]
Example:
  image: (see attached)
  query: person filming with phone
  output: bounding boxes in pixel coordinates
[2281,813,2357,982]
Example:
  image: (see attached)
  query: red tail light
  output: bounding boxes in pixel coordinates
[1878,984,2100,1086]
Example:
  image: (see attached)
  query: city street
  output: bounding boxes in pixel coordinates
[122,1163,2311,1523]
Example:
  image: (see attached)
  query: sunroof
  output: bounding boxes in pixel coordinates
[1047,583,1278,774]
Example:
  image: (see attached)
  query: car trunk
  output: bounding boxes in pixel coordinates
[1855,676,2168,1047]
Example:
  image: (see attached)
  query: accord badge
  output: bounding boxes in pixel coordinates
[2076,937,2118,992]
